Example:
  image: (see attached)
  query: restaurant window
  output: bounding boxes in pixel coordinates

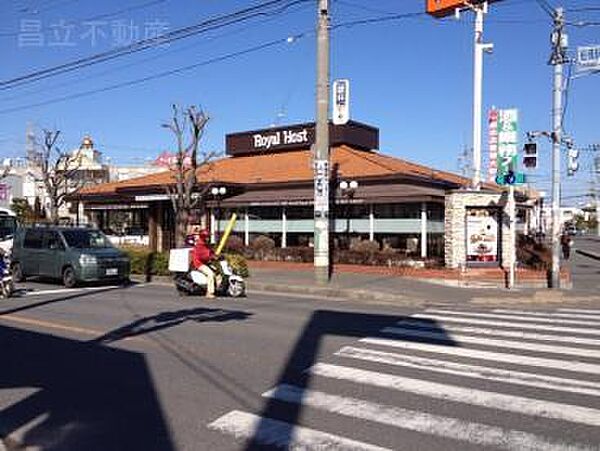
[247,206,282,220]
[373,203,421,219]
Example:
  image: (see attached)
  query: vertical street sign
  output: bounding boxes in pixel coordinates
[495,108,519,185]
[332,79,350,125]
[487,109,498,182]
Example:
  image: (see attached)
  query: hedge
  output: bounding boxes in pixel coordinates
[120,246,249,278]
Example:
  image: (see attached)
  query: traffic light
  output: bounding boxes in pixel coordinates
[567,147,579,176]
[523,142,538,169]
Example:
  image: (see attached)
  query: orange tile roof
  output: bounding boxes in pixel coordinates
[80,146,481,196]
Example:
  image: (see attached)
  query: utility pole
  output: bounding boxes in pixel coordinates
[549,7,567,288]
[471,2,493,190]
[595,155,600,237]
[314,0,330,285]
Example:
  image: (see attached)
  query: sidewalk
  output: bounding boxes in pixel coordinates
[242,261,586,306]
[134,261,595,307]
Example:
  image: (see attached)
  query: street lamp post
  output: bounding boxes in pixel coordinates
[339,180,358,249]
[211,186,227,244]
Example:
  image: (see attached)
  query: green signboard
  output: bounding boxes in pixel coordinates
[495,108,520,185]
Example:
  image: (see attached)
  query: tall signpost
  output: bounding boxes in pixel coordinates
[427,1,496,189]
[314,0,330,285]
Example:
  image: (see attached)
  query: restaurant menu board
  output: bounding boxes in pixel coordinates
[466,208,499,262]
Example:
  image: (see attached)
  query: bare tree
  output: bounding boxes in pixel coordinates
[162,105,218,248]
[31,130,85,224]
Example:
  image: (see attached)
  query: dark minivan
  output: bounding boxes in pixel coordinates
[12,226,130,287]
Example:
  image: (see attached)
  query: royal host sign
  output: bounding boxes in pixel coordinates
[225,121,379,156]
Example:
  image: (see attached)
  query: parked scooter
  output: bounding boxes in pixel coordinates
[173,256,245,298]
[0,253,14,299]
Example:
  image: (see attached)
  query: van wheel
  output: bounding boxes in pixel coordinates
[62,267,77,288]
[12,263,25,283]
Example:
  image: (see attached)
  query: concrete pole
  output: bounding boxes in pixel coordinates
[244,210,249,246]
[550,8,564,288]
[369,204,374,241]
[210,210,216,245]
[314,0,330,284]
[471,4,485,190]
[421,202,427,258]
[282,207,287,248]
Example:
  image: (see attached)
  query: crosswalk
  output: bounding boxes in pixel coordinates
[208,307,600,450]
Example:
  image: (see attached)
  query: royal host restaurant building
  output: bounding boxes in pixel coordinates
[77,121,539,267]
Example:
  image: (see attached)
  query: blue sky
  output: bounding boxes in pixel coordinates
[0,0,599,205]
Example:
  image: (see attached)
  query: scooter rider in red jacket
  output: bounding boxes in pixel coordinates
[191,229,216,298]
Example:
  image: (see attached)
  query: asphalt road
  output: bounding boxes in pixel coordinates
[1,280,600,450]
[571,237,600,293]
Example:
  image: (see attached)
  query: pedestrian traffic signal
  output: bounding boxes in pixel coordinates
[504,170,516,185]
[523,142,537,169]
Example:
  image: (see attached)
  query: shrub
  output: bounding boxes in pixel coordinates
[224,234,245,254]
[349,239,379,253]
[120,246,170,276]
[516,235,551,270]
[224,253,249,278]
[275,246,314,263]
[250,235,276,259]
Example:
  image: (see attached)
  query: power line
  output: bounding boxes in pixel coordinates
[0,0,309,91]
[534,0,555,18]
[0,0,168,38]
[0,34,307,115]
[0,8,438,114]
[0,10,294,103]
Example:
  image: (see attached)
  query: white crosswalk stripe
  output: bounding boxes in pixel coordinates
[261,384,593,451]
[493,308,600,321]
[360,336,600,374]
[425,309,600,326]
[207,410,391,451]
[335,346,600,396]
[208,307,600,450]
[380,325,600,358]
[308,363,600,426]
[559,308,600,314]
[411,312,600,336]
[395,320,600,347]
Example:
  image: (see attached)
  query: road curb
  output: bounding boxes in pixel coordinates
[576,249,600,261]
[247,281,422,306]
[130,275,421,305]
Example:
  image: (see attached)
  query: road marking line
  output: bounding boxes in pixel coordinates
[207,410,390,451]
[410,314,600,337]
[425,309,600,326]
[0,314,145,343]
[493,309,600,321]
[382,326,600,359]
[359,337,600,375]
[336,346,600,397]
[396,320,600,347]
[22,285,121,297]
[262,384,594,451]
[309,363,600,427]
